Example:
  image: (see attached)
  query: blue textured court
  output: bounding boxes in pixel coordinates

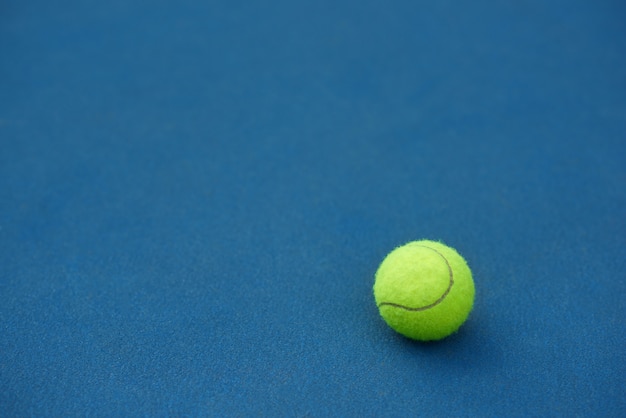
[1,1,625,416]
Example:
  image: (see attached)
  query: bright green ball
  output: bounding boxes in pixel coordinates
[373,240,475,341]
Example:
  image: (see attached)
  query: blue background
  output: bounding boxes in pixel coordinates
[1,1,625,416]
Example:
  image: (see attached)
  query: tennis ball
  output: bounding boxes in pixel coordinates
[373,240,475,341]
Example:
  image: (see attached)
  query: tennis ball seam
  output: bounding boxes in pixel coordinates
[376,244,454,312]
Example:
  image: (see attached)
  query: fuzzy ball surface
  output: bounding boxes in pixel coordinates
[374,240,475,341]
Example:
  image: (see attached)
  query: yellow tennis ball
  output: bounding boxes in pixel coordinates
[373,240,475,341]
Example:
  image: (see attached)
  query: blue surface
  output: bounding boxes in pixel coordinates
[2,1,625,416]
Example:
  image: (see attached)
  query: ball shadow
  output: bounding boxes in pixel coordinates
[394,310,503,374]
